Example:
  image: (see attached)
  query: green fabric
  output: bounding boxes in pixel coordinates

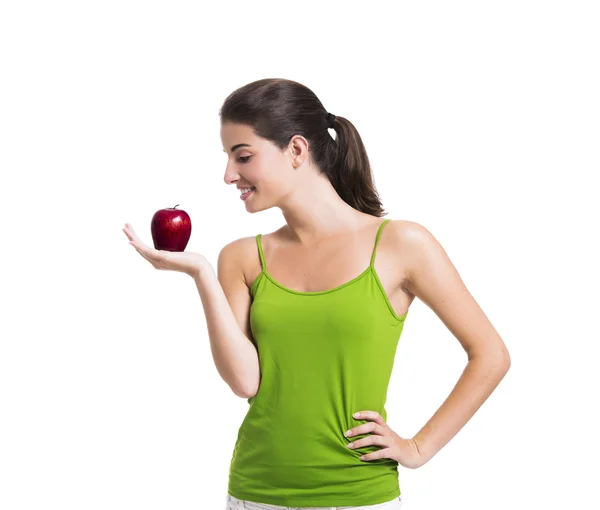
[227,219,409,507]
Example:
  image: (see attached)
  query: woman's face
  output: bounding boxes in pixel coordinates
[220,122,305,211]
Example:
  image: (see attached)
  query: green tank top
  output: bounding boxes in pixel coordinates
[227,219,409,507]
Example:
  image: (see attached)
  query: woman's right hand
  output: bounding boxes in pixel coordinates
[122,223,210,278]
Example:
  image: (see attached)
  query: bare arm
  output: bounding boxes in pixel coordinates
[194,238,260,398]
[398,221,511,465]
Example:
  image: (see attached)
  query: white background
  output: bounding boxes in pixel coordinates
[1,1,598,509]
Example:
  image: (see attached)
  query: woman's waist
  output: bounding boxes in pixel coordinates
[236,415,394,467]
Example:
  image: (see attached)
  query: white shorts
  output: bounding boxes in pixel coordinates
[226,493,403,509]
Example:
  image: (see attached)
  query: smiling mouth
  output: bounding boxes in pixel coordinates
[240,187,255,200]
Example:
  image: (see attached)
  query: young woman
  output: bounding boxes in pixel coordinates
[122,78,511,510]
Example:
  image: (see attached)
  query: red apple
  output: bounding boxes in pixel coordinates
[150,204,192,252]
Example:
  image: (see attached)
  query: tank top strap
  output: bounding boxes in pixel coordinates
[255,234,267,272]
[370,219,391,268]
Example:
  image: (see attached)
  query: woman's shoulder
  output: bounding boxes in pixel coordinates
[385,218,427,239]
[379,218,439,260]
[384,219,451,277]
[220,227,283,287]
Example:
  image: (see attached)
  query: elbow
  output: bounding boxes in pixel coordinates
[485,345,511,367]
[233,386,253,399]
[494,349,512,374]
[470,348,511,374]
[232,380,259,399]
[241,384,259,399]
[234,388,258,399]
[500,347,511,371]
[238,367,261,398]
[240,390,257,400]
[494,350,511,380]
[229,363,261,399]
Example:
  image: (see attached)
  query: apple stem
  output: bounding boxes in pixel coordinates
[174,204,179,209]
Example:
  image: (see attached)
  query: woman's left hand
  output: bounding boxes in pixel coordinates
[345,410,424,469]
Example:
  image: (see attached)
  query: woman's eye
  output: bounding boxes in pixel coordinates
[237,156,251,163]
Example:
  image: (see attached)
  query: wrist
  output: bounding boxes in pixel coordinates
[192,259,214,280]
[410,436,429,465]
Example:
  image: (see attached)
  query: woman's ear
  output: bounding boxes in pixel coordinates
[289,134,309,169]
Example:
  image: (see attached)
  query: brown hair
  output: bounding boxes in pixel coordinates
[219,78,387,217]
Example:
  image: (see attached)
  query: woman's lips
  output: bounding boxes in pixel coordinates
[240,188,255,200]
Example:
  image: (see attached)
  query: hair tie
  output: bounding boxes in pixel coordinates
[326,112,336,129]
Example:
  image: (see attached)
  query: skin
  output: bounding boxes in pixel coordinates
[123,121,511,470]
[220,121,371,242]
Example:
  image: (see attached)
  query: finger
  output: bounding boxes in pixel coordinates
[123,226,161,261]
[123,223,142,243]
[123,225,168,271]
[347,410,387,437]
[353,411,386,427]
[125,233,158,265]
[133,244,157,266]
[131,240,154,259]
[359,447,391,462]
[347,434,388,450]
[124,230,148,256]
[122,225,139,246]
[346,422,387,438]
[123,223,145,244]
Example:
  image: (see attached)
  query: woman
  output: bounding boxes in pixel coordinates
[122,78,511,509]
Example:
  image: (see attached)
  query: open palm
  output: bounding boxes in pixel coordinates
[122,223,207,278]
